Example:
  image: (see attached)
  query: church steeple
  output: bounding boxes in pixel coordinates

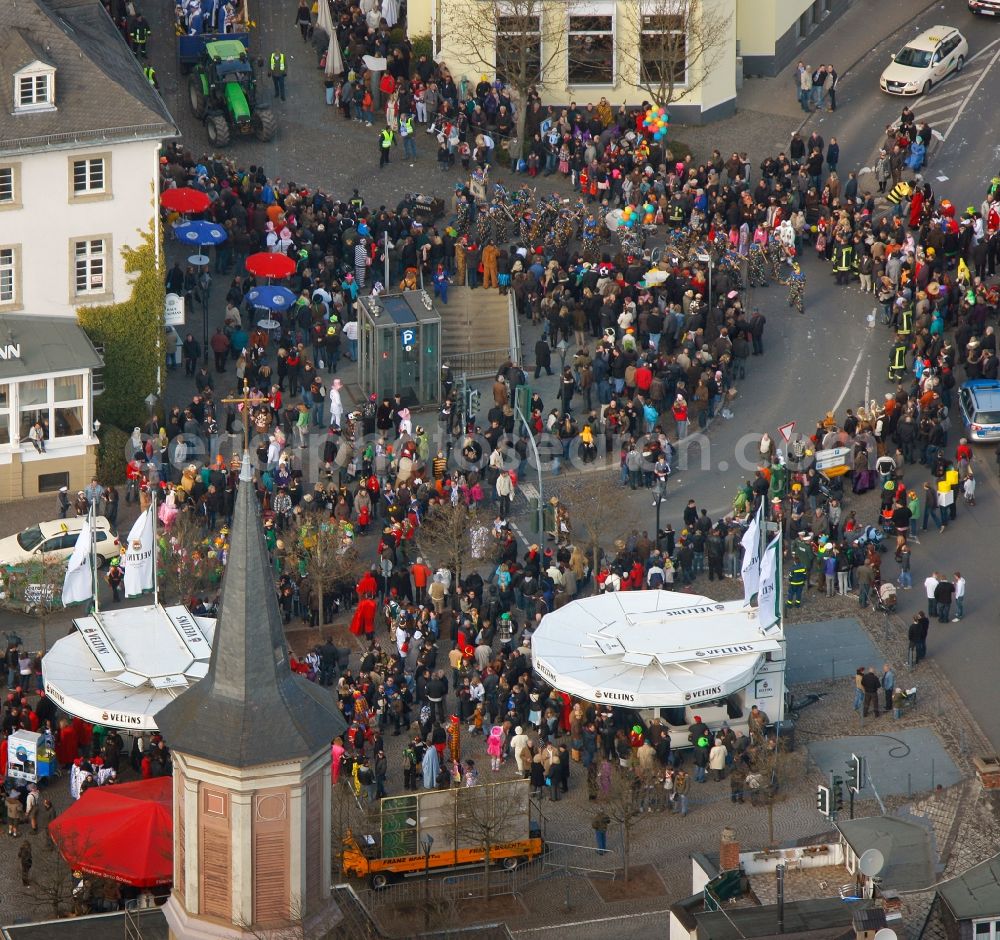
[156,452,346,766]
[158,453,345,939]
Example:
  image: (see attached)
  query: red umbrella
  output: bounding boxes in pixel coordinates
[245,251,296,279]
[49,777,173,888]
[160,186,211,214]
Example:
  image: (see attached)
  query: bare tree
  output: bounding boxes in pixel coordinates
[745,735,806,847]
[556,474,623,578]
[598,766,645,881]
[1,554,67,654]
[156,511,223,605]
[286,521,363,628]
[415,501,492,592]
[455,780,526,900]
[447,0,565,153]
[234,898,311,940]
[26,831,91,919]
[618,0,733,108]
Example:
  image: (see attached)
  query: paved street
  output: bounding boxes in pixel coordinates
[7,0,1000,928]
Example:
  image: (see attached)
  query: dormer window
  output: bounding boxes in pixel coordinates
[13,65,55,112]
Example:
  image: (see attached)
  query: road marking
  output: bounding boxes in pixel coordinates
[509,519,530,546]
[943,42,1000,142]
[832,334,870,414]
[920,84,975,107]
[915,102,968,122]
[966,35,1000,66]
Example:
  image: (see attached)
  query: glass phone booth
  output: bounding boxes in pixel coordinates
[357,290,441,406]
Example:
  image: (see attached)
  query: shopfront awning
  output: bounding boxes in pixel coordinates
[531,590,782,709]
[41,604,216,731]
[0,315,104,382]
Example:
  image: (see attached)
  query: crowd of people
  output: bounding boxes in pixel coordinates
[3,7,998,907]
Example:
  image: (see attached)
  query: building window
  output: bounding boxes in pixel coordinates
[17,72,51,109]
[0,248,15,305]
[72,157,106,196]
[74,239,106,296]
[0,167,14,204]
[16,375,87,446]
[568,15,614,85]
[640,14,688,86]
[974,922,1000,940]
[496,15,541,86]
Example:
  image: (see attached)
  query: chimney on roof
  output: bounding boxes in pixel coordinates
[720,826,740,872]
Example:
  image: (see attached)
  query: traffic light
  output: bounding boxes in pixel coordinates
[467,387,481,417]
[816,784,830,817]
[847,754,865,794]
[832,776,844,812]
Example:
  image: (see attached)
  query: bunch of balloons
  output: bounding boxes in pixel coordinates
[642,202,656,224]
[642,105,669,141]
[620,205,639,228]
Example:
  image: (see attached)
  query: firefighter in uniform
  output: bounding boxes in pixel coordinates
[896,302,913,337]
[888,336,908,382]
[832,237,854,285]
[667,196,686,228]
[786,563,807,607]
[130,13,150,58]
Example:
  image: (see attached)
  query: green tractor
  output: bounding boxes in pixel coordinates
[188,40,276,147]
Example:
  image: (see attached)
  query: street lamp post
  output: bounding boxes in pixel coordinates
[654,491,664,551]
[421,833,434,928]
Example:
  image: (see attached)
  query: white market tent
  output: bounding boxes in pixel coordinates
[41,604,216,732]
[530,590,783,709]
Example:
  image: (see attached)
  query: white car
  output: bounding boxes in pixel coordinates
[0,517,120,568]
[880,26,967,96]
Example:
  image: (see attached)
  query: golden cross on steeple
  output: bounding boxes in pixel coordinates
[221,382,256,475]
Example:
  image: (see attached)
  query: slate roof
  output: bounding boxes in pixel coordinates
[837,816,936,893]
[155,455,347,769]
[695,898,870,940]
[938,854,1000,921]
[0,0,177,155]
[0,315,104,382]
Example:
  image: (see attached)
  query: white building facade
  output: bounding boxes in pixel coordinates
[0,0,176,499]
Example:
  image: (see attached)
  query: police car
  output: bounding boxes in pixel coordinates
[958,379,1000,442]
[880,26,967,96]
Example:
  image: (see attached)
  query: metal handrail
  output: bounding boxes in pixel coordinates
[446,347,510,379]
[1,123,174,154]
[507,292,522,366]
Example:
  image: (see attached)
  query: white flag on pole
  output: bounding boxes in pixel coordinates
[124,507,155,597]
[740,503,763,604]
[757,534,782,630]
[62,518,94,606]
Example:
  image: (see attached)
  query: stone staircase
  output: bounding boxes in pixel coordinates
[438,287,515,378]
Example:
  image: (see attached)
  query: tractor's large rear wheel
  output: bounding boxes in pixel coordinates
[188,74,207,119]
[206,113,231,147]
[254,108,277,142]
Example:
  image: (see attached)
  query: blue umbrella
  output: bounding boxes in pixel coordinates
[173,220,228,247]
[245,286,297,311]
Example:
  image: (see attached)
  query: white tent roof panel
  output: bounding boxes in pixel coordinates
[531,590,782,709]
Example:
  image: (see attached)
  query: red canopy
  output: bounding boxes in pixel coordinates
[160,186,211,214]
[245,251,296,279]
[49,777,173,888]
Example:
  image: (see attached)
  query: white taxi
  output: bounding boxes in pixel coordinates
[880,26,967,96]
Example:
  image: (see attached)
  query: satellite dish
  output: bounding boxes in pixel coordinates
[874,930,897,940]
[858,848,885,877]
